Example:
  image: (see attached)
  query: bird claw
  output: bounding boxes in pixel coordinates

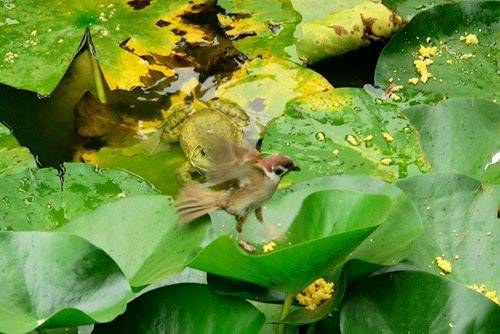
[238,239,255,253]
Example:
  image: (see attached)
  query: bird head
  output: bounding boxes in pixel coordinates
[261,155,300,179]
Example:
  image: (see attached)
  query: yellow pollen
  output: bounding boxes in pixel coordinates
[418,45,438,58]
[435,256,452,274]
[460,33,478,45]
[295,278,334,310]
[382,132,394,142]
[262,241,276,253]
[408,77,419,85]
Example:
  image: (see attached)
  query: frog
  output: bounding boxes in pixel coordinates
[161,98,249,184]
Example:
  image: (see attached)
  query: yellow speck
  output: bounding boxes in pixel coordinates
[419,45,438,58]
[262,241,276,253]
[460,53,474,60]
[382,132,394,142]
[468,284,499,305]
[346,135,359,146]
[446,59,453,64]
[388,77,394,83]
[460,33,478,45]
[295,278,334,310]
[426,37,432,43]
[381,158,392,166]
[363,135,374,142]
[449,323,453,328]
[435,256,452,274]
[408,77,419,85]
[414,58,433,83]
[332,149,340,156]
[390,93,401,101]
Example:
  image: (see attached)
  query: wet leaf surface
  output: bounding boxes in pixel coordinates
[0,163,157,231]
[0,231,131,334]
[405,98,500,184]
[0,122,35,176]
[0,0,211,94]
[375,1,500,102]
[397,173,500,294]
[383,0,459,20]
[341,270,500,333]
[262,88,429,185]
[93,283,265,334]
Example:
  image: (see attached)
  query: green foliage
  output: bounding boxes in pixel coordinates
[375,1,500,102]
[0,122,35,176]
[404,98,500,184]
[93,284,265,334]
[341,270,500,333]
[0,231,131,334]
[0,0,499,333]
[262,88,429,184]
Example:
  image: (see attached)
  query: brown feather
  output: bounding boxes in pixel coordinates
[175,184,226,224]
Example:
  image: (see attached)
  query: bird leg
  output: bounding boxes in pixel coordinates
[236,215,255,253]
[255,207,264,224]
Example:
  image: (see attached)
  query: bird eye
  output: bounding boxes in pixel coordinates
[274,167,286,176]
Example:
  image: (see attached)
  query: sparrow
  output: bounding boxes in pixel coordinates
[175,139,300,252]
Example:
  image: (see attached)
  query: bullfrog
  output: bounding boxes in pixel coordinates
[161,98,249,183]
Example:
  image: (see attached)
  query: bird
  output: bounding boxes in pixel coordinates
[175,138,300,253]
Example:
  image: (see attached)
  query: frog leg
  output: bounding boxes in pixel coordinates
[255,207,264,224]
[176,161,195,184]
[236,215,255,253]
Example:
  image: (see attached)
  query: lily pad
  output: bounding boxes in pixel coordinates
[0,162,157,231]
[261,88,429,185]
[405,98,500,184]
[0,0,210,94]
[93,283,265,334]
[62,195,209,288]
[0,231,131,334]
[216,0,301,62]
[341,270,500,333]
[0,121,35,176]
[375,1,500,102]
[293,0,402,64]
[215,57,333,128]
[217,0,402,64]
[191,175,421,294]
[397,173,500,293]
[382,0,459,20]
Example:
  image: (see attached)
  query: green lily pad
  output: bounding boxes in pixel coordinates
[93,283,265,334]
[340,270,500,333]
[191,175,421,294]
[405,98,500,184]
[0,121,35,176]
[95,142,186,196]
[62,195,209,288]
[261,88,429,185]
[216,0,302,63]
[0,162,157,231]
[0,231,131,334]
[397,173,500,294]
[382,0,459,20]
[215,57,333,129]
[293,0,402,64]
[217,0,402,64]
[375,1,500,102]
[0,0,210,94]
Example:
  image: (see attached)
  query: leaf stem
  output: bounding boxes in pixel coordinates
[90,52,107,104]
[276,293,294,334]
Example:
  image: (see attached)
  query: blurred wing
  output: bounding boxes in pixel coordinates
[205,138,262,185]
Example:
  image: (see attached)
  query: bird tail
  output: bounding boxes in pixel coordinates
[175,184,225,224]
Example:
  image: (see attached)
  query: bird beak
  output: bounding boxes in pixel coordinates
[291,164,301,171]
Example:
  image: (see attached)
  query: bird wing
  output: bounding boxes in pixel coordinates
[205,138,263,185]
